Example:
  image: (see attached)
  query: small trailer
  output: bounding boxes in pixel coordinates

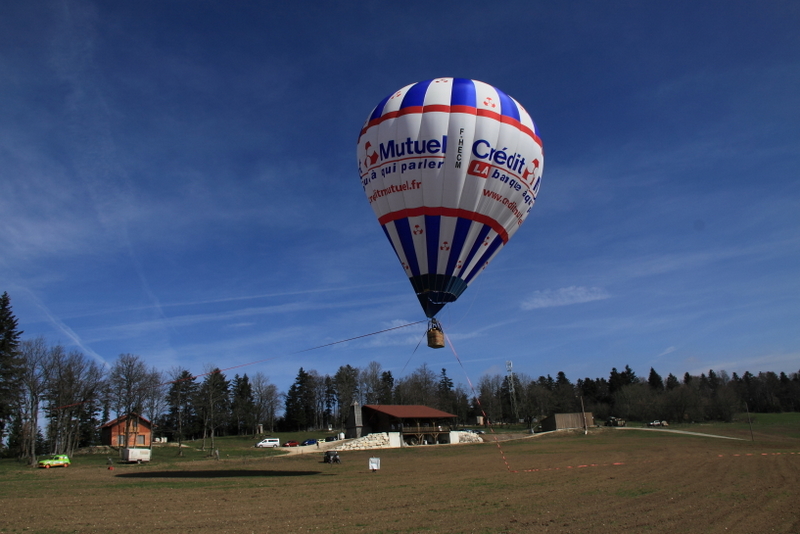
[121,448,151,464]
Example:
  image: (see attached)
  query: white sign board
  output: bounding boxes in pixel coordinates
[369,457,380,471]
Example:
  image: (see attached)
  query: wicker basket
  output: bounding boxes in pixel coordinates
[427,328,445,349]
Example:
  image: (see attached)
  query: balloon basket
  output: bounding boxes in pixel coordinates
[427,329,445,348]
[426,320,445,349]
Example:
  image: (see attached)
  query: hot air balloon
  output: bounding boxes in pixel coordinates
[357,78,543,346]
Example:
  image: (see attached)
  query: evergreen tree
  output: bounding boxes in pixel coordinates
[622,365,638,385]
[553,371,578,413]
[437,368,454,412]
[538,374,555,391]
[164,369,198,455]
[333,365,359,424]
[284,368,315,431]
[5,416,22,458]
[647,368,664,390]
[378,371,394,404]
[0,292,23,445]
[197,369,230,450]
[665,373,680,390]
[230,374,256,435]
[707,369,720,393]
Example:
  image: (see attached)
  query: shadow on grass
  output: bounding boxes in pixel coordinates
[116,470,322,478]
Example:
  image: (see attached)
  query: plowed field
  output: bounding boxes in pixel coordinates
[2,427,798,533]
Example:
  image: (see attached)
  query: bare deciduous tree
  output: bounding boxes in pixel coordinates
[252,372,280,434]
[109,353,151,450]
[44,347,105,456]
[18,337,48,464]
[359,362,382,405]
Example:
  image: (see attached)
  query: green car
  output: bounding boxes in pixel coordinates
[38,454,70,468]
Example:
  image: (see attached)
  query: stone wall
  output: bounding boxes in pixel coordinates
[333,432,393,451]
[455,431,483,444]
[333,431,482,450]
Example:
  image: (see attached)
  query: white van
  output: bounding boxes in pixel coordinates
[255,438,280,448]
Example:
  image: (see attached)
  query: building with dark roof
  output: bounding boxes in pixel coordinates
[346,403,458,445]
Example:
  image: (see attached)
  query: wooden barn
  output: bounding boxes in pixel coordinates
[539,412,594,432]
[100,413,153,448]
[346,403,458,445]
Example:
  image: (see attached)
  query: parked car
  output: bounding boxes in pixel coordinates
[283,440,299,447]
[38,454,70,468]
[301,439,318,446]
[647,420,668,427]
[606,417,626,427]
[255,438,280,448]
[324,436,338,442]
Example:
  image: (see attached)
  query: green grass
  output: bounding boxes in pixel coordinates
[0,431,335,474]
[2,414,798,474]
[623,412,800,440]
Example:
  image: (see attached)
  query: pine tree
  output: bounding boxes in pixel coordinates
[230,374,256,436]
[437,368,454,412]
[284,368,315,431]
[647,368,664,390]
[665,373,680,390]
[164,369,198,455]
[0,292,23,446]
[378,371,394,404]
[197,369,230,450]
[333,365,359,425]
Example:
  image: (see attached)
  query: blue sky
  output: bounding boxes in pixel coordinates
[2,1,799,393]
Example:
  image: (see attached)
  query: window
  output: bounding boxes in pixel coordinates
[136,435,145,446]
[117,435,124,446]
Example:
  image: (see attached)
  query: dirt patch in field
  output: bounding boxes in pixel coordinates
[2,428,798,533]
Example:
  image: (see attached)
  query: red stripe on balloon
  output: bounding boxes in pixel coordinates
[359,105,542,148]
[378,207,509,243]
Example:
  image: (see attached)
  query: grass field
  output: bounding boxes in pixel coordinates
[1,415,798,533]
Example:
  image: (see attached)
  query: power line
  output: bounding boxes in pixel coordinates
[54,320,426,411]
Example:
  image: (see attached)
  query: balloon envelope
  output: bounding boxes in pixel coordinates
[357,78,543,317]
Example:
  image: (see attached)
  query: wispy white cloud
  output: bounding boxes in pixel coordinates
[84,295,402,344]
[24,290,109,368]
[688,350,800,377]
[657,346,677,358]
[520,286,610,310]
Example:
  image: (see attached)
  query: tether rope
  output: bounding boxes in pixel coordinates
[442,327,519,473]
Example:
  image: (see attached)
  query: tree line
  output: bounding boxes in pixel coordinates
[278,362,800,432]
[475,365,800,428]
[1,291,798,464]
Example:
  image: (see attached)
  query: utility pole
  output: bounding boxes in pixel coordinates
[580,396,588,435]
[506,361,520,423]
